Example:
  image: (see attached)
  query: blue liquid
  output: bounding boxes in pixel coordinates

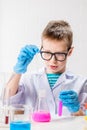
[10,121,31,130]
[86,110,87,115]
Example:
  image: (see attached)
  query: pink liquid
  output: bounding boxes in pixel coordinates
[58,101,62,116]
[32,111,51,122]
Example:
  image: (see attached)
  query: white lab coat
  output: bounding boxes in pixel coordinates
[10,67,87,116]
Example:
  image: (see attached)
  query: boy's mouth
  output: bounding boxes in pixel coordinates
[50,65,58,70]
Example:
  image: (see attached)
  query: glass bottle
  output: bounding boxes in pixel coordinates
[84,103,87,120]
[32,89,51,122]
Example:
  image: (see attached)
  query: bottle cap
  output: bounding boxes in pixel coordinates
[84,103,87,109]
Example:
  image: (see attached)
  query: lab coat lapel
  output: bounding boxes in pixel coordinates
[52,70,75,100]
[50,74,64,105]
[38,68,56,114]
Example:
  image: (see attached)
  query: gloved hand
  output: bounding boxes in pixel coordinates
[14,45,39,74]
[59,90,80,113]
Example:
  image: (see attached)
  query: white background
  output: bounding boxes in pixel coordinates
[0,0,87,77]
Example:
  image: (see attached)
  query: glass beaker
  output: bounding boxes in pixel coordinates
[9,104,32,122]
[9,104,32,130]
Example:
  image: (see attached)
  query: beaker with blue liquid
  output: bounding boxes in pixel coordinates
[10,104,32,130]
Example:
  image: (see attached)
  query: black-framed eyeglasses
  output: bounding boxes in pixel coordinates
[40,51,68,62]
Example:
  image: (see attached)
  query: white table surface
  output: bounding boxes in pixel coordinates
[0,116,87,130]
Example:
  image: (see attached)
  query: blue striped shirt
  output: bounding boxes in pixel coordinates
[47,73,61,88]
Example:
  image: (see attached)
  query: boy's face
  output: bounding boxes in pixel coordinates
[41,38,73,74]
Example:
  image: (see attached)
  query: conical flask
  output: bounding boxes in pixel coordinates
[32,89,51,122]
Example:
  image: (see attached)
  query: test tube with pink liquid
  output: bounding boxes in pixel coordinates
[58,100,63,116]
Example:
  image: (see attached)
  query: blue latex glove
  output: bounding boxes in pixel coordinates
[59,90,80,113]
[14,45,39,74]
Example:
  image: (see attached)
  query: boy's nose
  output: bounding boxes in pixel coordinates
[50,55,57,62]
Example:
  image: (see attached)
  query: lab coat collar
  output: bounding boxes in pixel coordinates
[37,67,76,91]
[37,67,75,80]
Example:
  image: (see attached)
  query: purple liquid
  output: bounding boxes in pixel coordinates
[58,101,62,116]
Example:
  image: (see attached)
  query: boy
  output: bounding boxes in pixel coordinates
[6,20,87,116]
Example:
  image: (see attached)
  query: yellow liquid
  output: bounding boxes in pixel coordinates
[84,116,87,120]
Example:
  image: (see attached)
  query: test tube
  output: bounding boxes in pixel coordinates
[58,100,63,116]
[3,87,10,124]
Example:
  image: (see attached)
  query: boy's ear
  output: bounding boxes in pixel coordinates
[68,47,74,56]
